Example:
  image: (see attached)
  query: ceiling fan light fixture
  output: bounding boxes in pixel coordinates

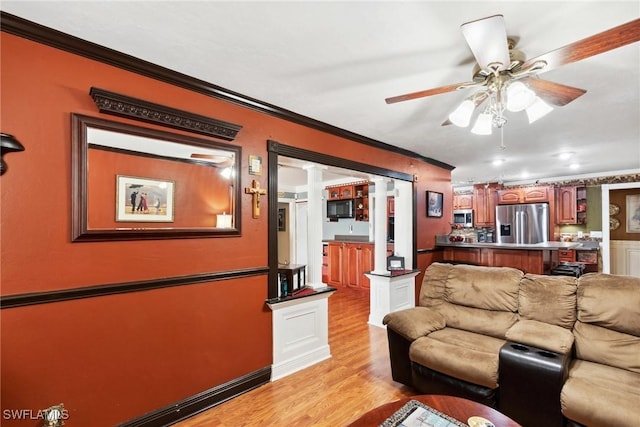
[448,99,475,127]
[526,97,554,123]
[471,112,493,135]
[506,81,536,112]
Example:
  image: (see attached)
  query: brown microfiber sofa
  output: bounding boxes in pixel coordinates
[382,262,640,427]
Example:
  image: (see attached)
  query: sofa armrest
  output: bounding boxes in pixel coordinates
[383,307,445,341]
[506,319,574,355]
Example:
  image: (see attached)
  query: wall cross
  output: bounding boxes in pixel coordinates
[245,179,267,218]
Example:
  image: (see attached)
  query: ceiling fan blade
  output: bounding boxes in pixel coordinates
[385,82,472,104]
[461,14,511,71]
[524,78,587,106]
[522,18,640,75]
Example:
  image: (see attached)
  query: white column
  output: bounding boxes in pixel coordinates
[394,180,414,268]
[304,164,326,288]
[372,177,388,274]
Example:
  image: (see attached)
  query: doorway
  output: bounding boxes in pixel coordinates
[601,182,640,276]
[268,141,415,300]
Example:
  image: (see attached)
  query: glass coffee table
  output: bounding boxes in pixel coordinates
[346,394,520,427]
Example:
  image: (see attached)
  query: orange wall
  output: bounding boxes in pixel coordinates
[0,32,451,425]
[87,148,231,228]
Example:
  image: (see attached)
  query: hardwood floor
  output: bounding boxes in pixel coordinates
[174,287,415,426]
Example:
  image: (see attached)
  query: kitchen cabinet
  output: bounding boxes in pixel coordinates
[322,243,329,283]
[326,181,370,221]
[453,194,473,210]
[556,186,587,225]
[327,241,373,288]
[558,249,576,263]
[497,186,551,204]
[442,246,554,274]
[354,182,370,221]
[388,197,395,216]
[327,242,344,286]
[327,184,354,200]
[473,183,501,227]
[346,243,373,288]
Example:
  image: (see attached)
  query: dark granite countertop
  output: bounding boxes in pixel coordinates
[323,235,378,243]
[436,241,599,251]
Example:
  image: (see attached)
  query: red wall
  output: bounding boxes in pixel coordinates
[0,31,451,425]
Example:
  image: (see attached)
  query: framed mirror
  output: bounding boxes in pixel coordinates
[72,114,241,241]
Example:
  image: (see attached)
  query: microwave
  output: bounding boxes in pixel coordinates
[327,199,354,219]
[453,209,474,228]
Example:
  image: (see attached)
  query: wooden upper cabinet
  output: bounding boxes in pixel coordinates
[497,186,551,204]
[497,189,521,204]
[473,183,501,227]
[327,184,355,200]
[523,186,550,202]
[557,186,578,224]
[556,186,587,225]
[453,194,473,210]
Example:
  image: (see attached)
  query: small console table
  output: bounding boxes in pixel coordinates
[278,264,306,297]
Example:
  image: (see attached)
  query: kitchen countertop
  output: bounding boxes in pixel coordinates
[323,235,394,244]
[436,241,600,251]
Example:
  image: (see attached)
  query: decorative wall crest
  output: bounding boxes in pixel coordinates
[89,87,242,141]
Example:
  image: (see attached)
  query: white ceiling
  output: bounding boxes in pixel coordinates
[4,1,639,187]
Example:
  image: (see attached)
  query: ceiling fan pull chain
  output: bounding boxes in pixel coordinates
[499,126,506,150]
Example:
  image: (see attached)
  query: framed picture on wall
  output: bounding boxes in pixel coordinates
[278,208,286,231]
[626,194,640,233]
[427,191,443,218]
[116,175,174,222]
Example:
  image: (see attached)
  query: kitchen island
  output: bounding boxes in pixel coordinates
[436,240,596,274]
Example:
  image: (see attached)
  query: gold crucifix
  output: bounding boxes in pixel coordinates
[245,179,267,218]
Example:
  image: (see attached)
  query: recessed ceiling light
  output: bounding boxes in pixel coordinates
[558,152,574,160]
[569,163,580,169]
[492,159,504,166]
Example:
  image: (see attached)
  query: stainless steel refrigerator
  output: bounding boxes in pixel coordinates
[496,203,549,244]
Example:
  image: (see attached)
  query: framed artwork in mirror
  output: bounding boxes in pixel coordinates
[72,113,241,241]
[427,191,443,218]
[116,175,175,222]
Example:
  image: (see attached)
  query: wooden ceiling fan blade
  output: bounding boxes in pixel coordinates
[524,78,587,106]
[461,14,511,71]
[522,18,640,75]
[385,82,469,104]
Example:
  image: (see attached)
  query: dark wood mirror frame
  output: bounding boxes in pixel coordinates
[71,114,242,241]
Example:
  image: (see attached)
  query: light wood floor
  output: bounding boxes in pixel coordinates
[174,287,415,426]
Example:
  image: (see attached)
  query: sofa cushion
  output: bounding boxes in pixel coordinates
[418,262,452,307]
[577,273,640,336]
[519,274,577,329]
[409,328,505,389]
[444,264,522,312]
[382,307,446,341]
[434,301,518,339]
[506,319,574,354]
[561,359,640,427]
[573,321,640,374]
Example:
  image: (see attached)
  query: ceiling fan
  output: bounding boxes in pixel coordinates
[385,15,640,134]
